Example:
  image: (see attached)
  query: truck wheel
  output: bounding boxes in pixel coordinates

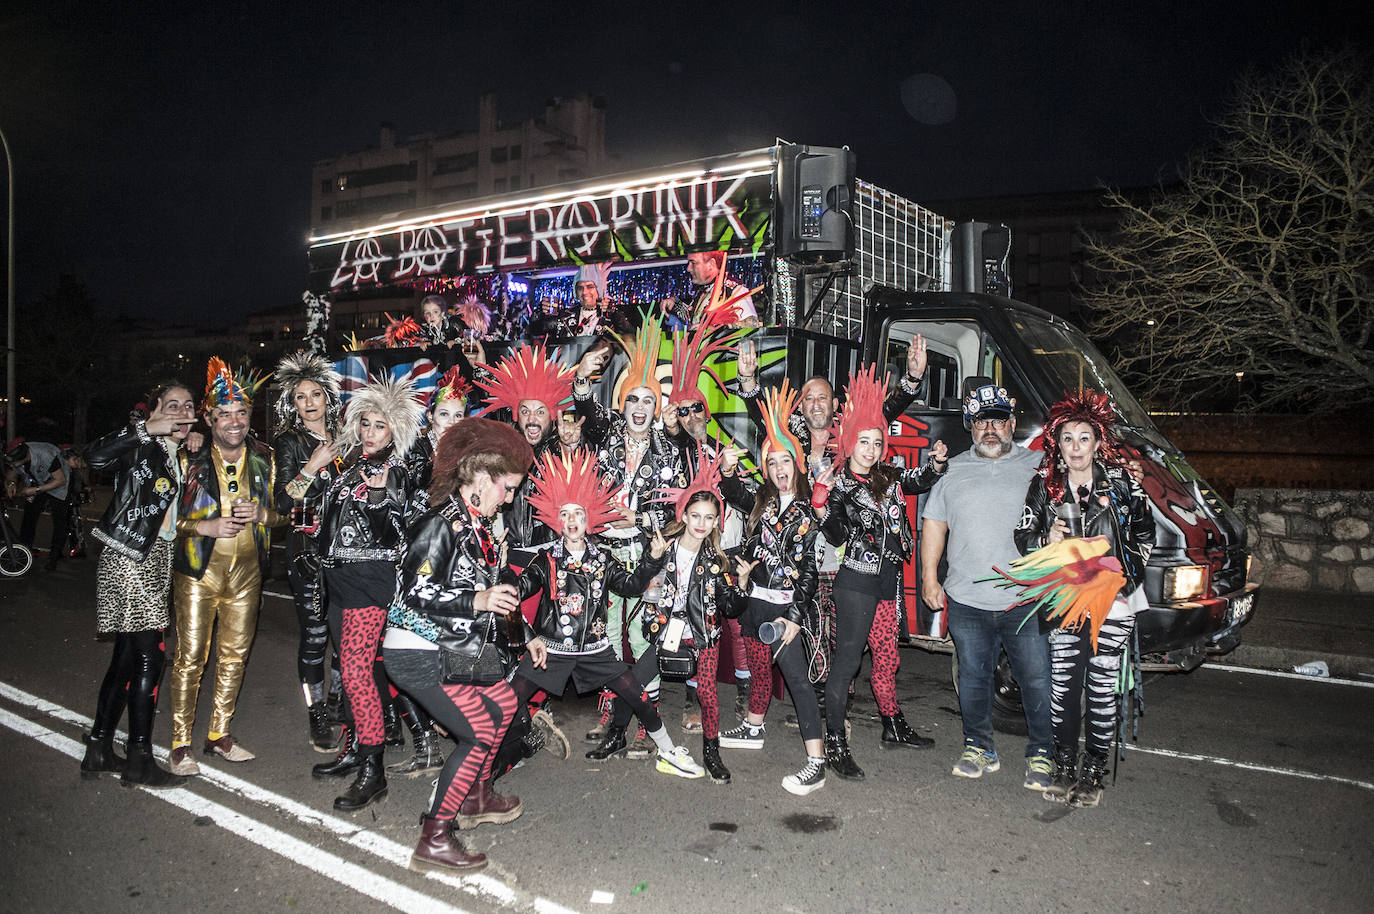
[949,646,1028,736]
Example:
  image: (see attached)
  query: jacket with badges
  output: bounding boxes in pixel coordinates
[316,447,414,566]
[515,539,667,653]
[577,393,687,533]
[643,541,738,648]
[272,427,343,556]
[387,495,532,670]
[84,419,181,561]
[818,461,943,575]
[722,476,819,625]
[1014,461,1155,596]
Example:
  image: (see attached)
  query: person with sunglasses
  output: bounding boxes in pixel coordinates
[920,377,1052,788]
[167,359,279,776]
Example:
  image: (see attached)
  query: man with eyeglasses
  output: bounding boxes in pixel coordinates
[920,377,1053,789]
[167,359,280,776]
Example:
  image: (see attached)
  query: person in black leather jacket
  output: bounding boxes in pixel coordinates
[811,365,948,781]
[1013,390,1155,809]
[718,382,828,795]
[272,353,344,752]
[81,381,197,788]
[310,376,423,813]
[382,417,532,874]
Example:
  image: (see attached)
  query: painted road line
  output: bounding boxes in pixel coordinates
[0,680,582,914]
[1124,744,1374,792]
[1206,663,1374,688]
[0,706,473,914]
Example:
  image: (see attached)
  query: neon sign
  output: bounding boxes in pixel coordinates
[310,154,774,292]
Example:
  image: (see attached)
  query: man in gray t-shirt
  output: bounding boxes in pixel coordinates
[920,378,1053,788]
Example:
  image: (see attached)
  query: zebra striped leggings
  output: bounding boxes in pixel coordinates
[411,679,518,820]
[1049,615,1134,758]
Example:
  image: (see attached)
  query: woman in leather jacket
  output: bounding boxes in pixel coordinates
[309,376,423,814]
[1013,390,1154,809]
[717,383,827,795]
[271,353,344,752]
[811,365,948,781]
[382,417,531,873]
[81,381,196,788]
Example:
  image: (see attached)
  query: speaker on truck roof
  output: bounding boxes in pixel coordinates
[775,143,855,261]
[950,221,1012,297]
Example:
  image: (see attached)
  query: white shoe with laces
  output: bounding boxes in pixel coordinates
[655,745,705,779]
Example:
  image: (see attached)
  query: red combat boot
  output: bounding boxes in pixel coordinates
[409,815,487,873]
[453,779,523,830]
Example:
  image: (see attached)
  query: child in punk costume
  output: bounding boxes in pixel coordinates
[507,451,702,778]
[590,451,736,782]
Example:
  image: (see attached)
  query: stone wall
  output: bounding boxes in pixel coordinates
[1233,489,1374,594]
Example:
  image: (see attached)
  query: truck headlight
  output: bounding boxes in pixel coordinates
[1163,565,1209,602]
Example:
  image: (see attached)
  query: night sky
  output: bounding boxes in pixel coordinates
[0,1,1365,326]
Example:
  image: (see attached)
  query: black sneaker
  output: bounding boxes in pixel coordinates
[782,757,826,796]
[718,721,765,749]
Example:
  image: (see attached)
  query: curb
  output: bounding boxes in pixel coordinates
[1218,643,1374,681]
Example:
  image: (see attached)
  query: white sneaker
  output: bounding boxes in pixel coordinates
[655,745,705,779]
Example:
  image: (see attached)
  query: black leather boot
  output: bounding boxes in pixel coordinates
[334,748,388,811]
[880,711,934,749]
[80,731,125,780]
[824,730,865,781]
[388,695,446,777]
[121,743,184,789]
[325,687,345,725]
[702,737,731,784]
[1069,752,1109,808]
[1043,745,1077,803]
[585,724,628,760]
[312,725,362,779]
[383,699,405,747]
[308,702,338,753]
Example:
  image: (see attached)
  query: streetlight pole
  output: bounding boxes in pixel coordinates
[1,126,13,442]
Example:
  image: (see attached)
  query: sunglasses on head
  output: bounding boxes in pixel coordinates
[676,402,706,417]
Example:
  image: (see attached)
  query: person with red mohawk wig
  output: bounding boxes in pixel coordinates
[500,453,701,779]
[811,364,949,781]
[1013,389,1154,808]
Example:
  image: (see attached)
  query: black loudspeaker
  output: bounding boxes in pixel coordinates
[775,143,856,260]
[950,221,1012,297]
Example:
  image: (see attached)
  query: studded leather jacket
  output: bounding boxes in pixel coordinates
[641,541,738,648]
[818,461,944,575]
[1014,462,1155,596]
[84,419,182,561]
[722,478,819,626]
[316,447,414,566]
[577,395,687,533]
[515,539,667,654]
[272,427,341,558]
[387,495,532,667]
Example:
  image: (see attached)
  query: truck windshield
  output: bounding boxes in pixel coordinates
[1010,314,1161,438]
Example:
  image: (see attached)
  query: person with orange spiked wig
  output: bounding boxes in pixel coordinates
[568,309,689,752]
[810,364,949,781]
[1011,389,1154,809]
[499,452,696,781]
[717,381,827,795]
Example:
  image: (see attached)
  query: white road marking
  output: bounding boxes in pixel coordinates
[1206,663,1374,688]
[0,706,472,914]
[1124,743,1374,792]
[0,680,581,914]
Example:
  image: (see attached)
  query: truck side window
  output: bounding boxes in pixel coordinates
[886,319,980,411]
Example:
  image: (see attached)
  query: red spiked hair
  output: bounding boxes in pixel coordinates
[668,324,738,418]
[835,364,889,463]
[527,451,622,535]
[475,344,574,418]
[1037,389,1124,501]
[650,449,726,520]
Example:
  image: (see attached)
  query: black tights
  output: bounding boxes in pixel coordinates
[93,629,165,746]
[287,549,333,696]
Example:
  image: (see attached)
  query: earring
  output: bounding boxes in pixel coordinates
[469,492,481,508]
[1056,456,1066,471]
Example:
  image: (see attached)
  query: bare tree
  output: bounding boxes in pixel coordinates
[1083,48,1373,414]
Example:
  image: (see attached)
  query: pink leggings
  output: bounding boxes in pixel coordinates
[338,605,388,745]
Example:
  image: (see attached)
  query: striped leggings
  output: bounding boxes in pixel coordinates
[1049,616,1134,758]
[410,680,518,820]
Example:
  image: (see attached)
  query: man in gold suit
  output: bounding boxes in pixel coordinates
[167,358,279,776]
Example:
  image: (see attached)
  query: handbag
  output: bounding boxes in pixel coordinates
[656,642,698,682]
[437,616,506,686]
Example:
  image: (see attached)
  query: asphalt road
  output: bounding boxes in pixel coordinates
[2,556,1371,914]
